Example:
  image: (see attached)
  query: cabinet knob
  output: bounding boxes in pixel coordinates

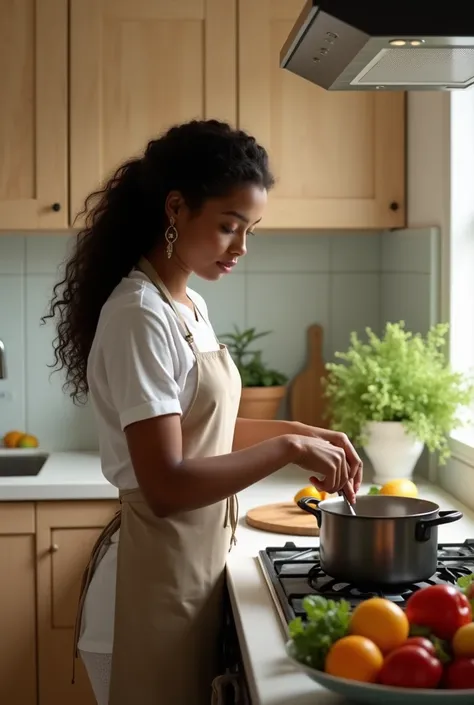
[389,201,400,212]
[50,543,59,553]
[51,203,61,212]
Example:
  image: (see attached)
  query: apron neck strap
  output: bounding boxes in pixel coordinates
[137,256,197,354]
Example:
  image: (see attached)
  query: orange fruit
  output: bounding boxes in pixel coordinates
[17,434,39,449]
[379,479,418,498]
[3,430,24,448]
[452,623,474,658]
[294,485,321,506]
[325,635,383,682]
[350,597,410,654]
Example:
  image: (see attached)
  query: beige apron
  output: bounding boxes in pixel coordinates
[73,257,242,704]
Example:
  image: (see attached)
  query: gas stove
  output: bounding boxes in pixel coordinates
[257,539,474,629]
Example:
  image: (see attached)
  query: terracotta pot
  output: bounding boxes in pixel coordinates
[238,385,287,420]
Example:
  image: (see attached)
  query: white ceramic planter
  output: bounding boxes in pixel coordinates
[363,421,424,484]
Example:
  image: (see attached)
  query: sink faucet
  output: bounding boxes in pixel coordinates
[0,340,5,379]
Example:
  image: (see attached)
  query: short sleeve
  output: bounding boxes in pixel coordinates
[100,305,182,430]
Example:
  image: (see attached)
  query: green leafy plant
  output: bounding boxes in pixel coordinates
[220,326,288,388]
[289,595,351,670]
[457,574,474,617]
[324,321,474,463]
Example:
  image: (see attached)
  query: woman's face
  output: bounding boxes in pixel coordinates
[167,184,267,281]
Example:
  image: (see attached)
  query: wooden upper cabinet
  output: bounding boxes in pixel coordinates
[0,0,68,230]
[0,0,406,233]
[69,0,237,226]
[238,0,406,230]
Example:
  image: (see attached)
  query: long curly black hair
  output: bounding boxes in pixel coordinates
[42,120,274,404]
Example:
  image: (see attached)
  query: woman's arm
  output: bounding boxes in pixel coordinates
[232,418,304,451]
[125,414,353,517]
[233,418,363,492]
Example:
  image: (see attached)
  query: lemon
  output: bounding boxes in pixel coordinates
[379,479,418,498]
[294,485,321,506]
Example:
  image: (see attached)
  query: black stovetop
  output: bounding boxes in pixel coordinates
[259,539,474,625]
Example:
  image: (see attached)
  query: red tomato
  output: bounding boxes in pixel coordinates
[404,636,436,656]
[405,585,472,640]
[378,645,443,689]
[444,658,474,689]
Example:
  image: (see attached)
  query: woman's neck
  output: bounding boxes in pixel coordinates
[146,249,191,305]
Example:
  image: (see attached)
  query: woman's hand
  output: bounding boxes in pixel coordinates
[292,424,363,495]
[292,435,358,501]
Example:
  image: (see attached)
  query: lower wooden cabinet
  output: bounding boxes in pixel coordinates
[0,504,37,705]
[0,499,118,705]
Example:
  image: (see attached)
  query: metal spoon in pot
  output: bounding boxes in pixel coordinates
[338,488,357,516]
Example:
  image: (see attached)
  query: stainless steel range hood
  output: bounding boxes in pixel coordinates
[280,1,474,91]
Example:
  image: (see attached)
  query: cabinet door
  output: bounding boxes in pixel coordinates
[0,504,37,705]
[239,0,406,230]
[36,501,119,705]
[70,0,236,225]
[0,0,68,229]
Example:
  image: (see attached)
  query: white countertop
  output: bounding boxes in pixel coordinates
[1,451,473,704]
[227,468,474,705]
[0,450,117,500]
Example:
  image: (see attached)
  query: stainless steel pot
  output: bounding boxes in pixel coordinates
[298,495,463,585]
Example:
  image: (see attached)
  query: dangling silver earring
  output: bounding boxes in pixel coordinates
[165,217,178,259]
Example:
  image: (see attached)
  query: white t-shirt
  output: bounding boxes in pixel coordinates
[77,270,221,653]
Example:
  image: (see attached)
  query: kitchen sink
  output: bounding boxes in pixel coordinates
[0,453,48,477]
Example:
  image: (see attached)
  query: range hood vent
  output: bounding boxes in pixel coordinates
[280,1,474,91]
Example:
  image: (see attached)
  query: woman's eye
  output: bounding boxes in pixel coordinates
[248,230,256,237]
[221,225,236,234]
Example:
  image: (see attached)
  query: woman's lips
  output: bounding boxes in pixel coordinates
[216,261,236,274]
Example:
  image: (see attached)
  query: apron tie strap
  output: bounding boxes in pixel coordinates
[224,494,239,549]
[71,510,122,684]
[211,673,241,704]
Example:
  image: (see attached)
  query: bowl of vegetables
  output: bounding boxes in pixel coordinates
[286,575,474,704]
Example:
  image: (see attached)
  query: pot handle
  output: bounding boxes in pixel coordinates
[297,497,322,527]
[415,510,463,542]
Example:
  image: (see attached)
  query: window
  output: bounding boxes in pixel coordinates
[448,91,474,465]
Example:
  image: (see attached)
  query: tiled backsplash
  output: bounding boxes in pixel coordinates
[0,227,438,450]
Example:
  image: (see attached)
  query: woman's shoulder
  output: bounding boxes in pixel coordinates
[99,273,175,332]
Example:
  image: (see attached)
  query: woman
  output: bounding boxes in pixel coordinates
[45,120,362,705]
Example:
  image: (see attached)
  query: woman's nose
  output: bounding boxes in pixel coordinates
[232,232,247,257]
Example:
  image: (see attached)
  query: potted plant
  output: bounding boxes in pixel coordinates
[221,326,288,419]
[323,321,474,483]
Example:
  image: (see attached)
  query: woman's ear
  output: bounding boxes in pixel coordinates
[164,191,184,221]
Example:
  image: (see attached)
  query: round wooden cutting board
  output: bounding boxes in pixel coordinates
[245,502,320,536]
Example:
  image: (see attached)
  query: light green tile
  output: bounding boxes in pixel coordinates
[381,227,439,274]
[330,232,382,272]
[0,236,25,274]
[329,273,381,359]
[0,276,25,436]
[26,233,75,274]
[246,273,330,380]
[246,233,330,272]
[25,275,98,450]
[381,273,432,334]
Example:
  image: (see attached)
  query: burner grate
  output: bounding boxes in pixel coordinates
[258,540,474,625]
